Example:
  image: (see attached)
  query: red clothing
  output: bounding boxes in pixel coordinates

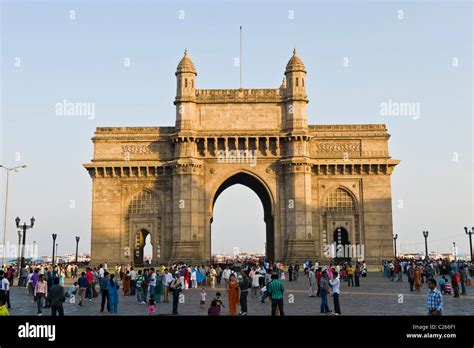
[86,271,93,284]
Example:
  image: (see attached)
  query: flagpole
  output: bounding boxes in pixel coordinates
[240,26,242,89]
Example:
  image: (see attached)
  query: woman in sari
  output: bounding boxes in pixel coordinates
[108,274,119,314]
[123,271,130,296]
[227,274,240,316]
[414,265,422,291]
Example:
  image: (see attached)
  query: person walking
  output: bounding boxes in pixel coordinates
[148,268,156,300]
[329,272,341,315]
[426,278,443,316]
[170,272,182,315]
[108,274,119,314]
[0,271,11,309]
[267,273,285,316]
[346,264,354,287]
[162,268,172,303]
[319,271,331,314]
[136,270,145,304]
[130,267,137,296]
[354,263,361,287]
[85,268,93,301]
[308,267,316,297]
[407,263,415,291]
[99,272,110,313]
[34,274,48,316]
[48,277,66,316]
[239,271,250,315]
[77,272,88,306]
[227,274,240,316]
[222,266,231,290]
[251,271,261,298]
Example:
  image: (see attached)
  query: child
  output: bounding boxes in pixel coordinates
[200,288,207,308]
[438,276,446,294]
[214,292,225,308]
[444,279,452,295]
[208,300,220,316]
[148,298,156,315]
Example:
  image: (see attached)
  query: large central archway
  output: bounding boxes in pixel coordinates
[210,172,275,262]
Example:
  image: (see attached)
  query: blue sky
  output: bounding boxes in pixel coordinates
[1,0,472,257]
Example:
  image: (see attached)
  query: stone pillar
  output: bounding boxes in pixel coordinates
[171,138,205,262]
[281,136,315,262]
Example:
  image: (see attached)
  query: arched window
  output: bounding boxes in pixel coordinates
[325,188,356,213]
[128,191,159,215]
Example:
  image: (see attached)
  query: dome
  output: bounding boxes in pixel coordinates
[285,48,306,74]
[176,49,197,75]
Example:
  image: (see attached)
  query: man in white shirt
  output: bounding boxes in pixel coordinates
[222,267,231,290]
[329,273,341,315]
[130,267,137,296]
[162,269,172,303]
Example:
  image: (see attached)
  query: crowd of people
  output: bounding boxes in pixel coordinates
[0,257,471,316]
[383,258,473,315]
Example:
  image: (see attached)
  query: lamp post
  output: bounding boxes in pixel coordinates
[465,227,473,262]
[75,236,80,263]
[17,230,22,273]
[51,234,57,265]
[422,230,429,260]
[1,164,27,266]
[393,234,398,259]
[15,216,35,269]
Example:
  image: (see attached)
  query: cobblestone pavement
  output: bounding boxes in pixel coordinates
[7,273,474,316]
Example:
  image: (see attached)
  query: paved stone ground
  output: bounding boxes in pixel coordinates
[7,273,474,316]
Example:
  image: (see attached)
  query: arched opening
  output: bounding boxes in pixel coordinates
[127,190,160,265]
[211,172,274,263]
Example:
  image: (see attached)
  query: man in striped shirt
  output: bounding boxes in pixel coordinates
[426,278,443,316]
[267,273,285,316]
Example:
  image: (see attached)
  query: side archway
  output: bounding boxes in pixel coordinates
[126,190,161,265]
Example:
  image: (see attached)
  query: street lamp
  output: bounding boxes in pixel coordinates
[393,234,398,259]
[51,234,57,265]
[0,164,27,266]
[465,227,473,262]
[75,236,80,263]
[17,230,22,274]
[15,216,35,269]
[422,230,429,260]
